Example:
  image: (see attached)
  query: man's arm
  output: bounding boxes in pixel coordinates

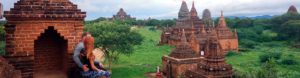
[73,42,84,68]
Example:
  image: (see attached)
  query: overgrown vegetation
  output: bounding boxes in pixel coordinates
[225,12,300,78]
[85,21,144,71]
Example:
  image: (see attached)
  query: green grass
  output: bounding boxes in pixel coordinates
[226,42,300,77]
[110,27,173,78]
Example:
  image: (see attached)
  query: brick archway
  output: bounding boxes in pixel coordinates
[33,27,67,77]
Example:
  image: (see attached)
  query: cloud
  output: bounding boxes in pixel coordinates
[2,0,300,20]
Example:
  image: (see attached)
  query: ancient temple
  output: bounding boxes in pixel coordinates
[159,1,238,53]
[287,5,298,14]
[202,9,212,27]
[186,29,233,78]
[3,0,85,77]
[162,29,202,78]
[112,8,136,21]
[216,11,239,52]
[161,1,235,78]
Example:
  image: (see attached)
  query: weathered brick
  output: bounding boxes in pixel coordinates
[3,0,85,77]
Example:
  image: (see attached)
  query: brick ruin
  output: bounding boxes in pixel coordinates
[162,30,202,78]
[185,29,233,78]
[3,0,85,77]
[112,8,136,21]
[159,1,238,54]
[161,1,234,78]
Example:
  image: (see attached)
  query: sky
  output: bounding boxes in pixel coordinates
[1,0,300,20]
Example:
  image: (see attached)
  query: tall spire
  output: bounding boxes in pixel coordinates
[202,9,212,27]
[190,0,198,17]
[178,0,190,19]
[218,10,227,27]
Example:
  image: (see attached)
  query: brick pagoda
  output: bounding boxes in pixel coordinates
[162,29,202,78]
[185,29,233,78]
[159,1,238,53]
[3,0,86,77]
[112,8,136,21]
[161,1,235,78]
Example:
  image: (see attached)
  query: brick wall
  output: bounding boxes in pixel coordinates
[3,0,85,77]
[4,21,84,78]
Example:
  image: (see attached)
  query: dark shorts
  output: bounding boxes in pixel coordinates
[81,70,111,78]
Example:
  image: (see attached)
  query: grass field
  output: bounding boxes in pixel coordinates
[110,27,300,78]
[110,27,173,78]
[226,42,300,77]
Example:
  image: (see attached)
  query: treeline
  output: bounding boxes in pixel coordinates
[85,17,176,27]
[225,12,300,49]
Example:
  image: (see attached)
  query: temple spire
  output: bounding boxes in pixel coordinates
[218,10,227,27]
[190,0,198,17]
[178,0,190,19]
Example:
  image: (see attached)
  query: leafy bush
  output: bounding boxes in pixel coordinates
[226,51,239,57]
[281,55,297,65]
[240,39,257,49]
[259,52,282,63]
[260,30,278,42]
[281,58,297,65]
[262,42,282,47]
[148,27,156,31]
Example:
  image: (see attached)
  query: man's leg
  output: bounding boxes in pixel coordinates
[81,71,103,78]
[98,70,111,78]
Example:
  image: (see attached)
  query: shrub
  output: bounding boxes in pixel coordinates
[226,51,239,57]
[259,52,282,63]
[281,55,297,65]
[240,39,257,49]
[281,58,297,65]
[148,27,156,31]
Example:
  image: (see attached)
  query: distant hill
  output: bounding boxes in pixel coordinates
[222,15,273,19]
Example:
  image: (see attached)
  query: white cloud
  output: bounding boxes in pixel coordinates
[2,0,300,20]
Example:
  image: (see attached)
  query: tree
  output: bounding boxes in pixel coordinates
[146,19,160,26]
[85,21,143,71]
[270,13,300,41]
[280,20,300,42]
[159,19,176,27]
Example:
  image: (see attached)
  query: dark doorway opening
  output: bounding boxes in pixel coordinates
[34,27,67,78]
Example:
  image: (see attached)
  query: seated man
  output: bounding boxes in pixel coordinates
[73,33,111,78]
